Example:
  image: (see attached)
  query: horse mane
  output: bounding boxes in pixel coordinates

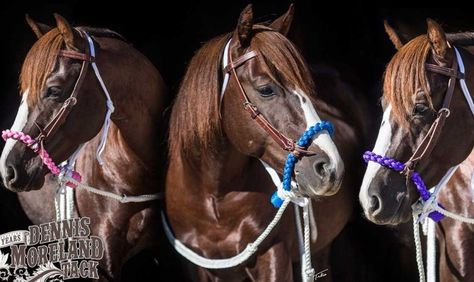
[383,35,431,127]
[20,26,127,106]
[169,25,314,157]
[78,26,128,43]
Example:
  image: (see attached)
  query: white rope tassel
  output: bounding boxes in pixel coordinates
[426,220,436,282]
[54,187,65,222]
[302,203,315,280]
[294,205,306,281]
[413,215,426,282]
[85,33,115,165]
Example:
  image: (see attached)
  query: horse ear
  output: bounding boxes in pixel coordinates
[236,4,254,47]
[54,13,77,50]
[427,18,449,61]
[25,14,52,39]
[269,3,295,36]
[384,20,404,50]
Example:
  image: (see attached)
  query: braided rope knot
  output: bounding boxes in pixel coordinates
[58,166,82,189]
[271,121,334,208]
[363,151,444,222]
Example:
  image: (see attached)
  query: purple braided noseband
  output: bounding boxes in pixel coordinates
[363,151,444,222]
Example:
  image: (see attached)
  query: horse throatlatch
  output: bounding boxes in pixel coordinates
[271,121,334,208]
[363,151,444,222]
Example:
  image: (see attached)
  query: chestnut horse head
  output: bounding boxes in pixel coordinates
[0,14,159,192]
[170,4,344,198]
[360,19,474,224]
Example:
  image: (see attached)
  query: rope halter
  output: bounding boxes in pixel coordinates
[271,121,334,208]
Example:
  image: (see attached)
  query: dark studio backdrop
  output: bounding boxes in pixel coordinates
[0,2,473,281]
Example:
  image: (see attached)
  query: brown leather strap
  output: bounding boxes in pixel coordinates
[35,29,92,144]
[224,44,314,157]
[224,51,257,74]
[59,50,94,62]
[403,53,460,175]
[425,63,463,80]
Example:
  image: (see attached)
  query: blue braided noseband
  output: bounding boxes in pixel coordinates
[270,121,334,208]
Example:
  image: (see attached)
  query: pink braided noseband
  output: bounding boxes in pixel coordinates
[2,129,81,187]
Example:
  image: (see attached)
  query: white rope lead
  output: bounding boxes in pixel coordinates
[426,219,436,282]
[302,203,315,280]
[413,215,426,282]
[59,175,161,203]
[433,204,474,224]
[161,199,291,269]
[161,160,316,278]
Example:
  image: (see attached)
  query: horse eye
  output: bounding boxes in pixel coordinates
[44,86,62,98]
[257,86,275,97]
[413,103,428,115]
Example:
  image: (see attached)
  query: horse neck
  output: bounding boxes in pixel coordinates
[77,122,157,195]
[94,36,166,172]
[76,37,165,192]
[175,142,263,197]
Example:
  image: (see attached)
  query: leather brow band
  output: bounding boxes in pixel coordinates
[59,50,95,62]
[425,63,464,79]
[224,51,258,73]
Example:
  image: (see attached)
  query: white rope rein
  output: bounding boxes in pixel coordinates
[161,198,291,269]
[58,174,161,203]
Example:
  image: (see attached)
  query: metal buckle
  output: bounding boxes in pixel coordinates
[438,108,451,117]
[65,97,78,107]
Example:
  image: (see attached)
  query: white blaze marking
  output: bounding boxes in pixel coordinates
[0,91,30,184]
[294,90,344,178]
[359,104,393,211]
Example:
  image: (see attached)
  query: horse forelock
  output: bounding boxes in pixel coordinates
[383,35,433,129]
[20,28,64,107]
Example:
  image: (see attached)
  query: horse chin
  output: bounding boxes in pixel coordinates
[296,175,342,198]
[364,198,412,226]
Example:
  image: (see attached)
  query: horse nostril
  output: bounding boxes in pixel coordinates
[313,157,330,179]
[369,195,382,215]
[5,165,17,184]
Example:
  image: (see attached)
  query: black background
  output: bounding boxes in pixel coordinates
[0,2,473,281]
